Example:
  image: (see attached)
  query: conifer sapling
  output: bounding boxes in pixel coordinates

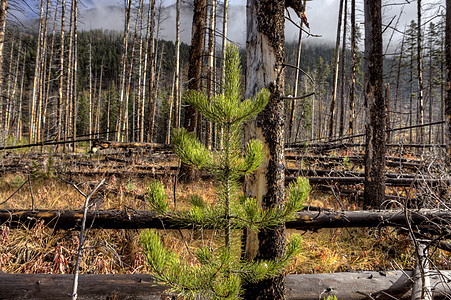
[140,44,310,299]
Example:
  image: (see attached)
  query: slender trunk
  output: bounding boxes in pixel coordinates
[116,0,132,142]
[184,0,206,132]
[349,0,356,141]
[428,38,433,144]
[288,0,306,143]
[140,1,151,142]
[147,0,156,142]
[7,43,20,137]
[385,84,390,143]
[30,0,46,144]
[57,0,66,149]
[339,0,348,137]
[122,6,140,142]
[96,63,103,139]
[17,46,25,141]
[72,0,78,151]
[88,39,92,146]
[328,0,344,139]
[394,33,405,139]
[173,0,181,130]
[136,0,144,142]
[220,0,228,90]
[417,0,424,145]
[446,0,451,160]
[4,40,14,136]
[64,0,75,151]
[244,0,288,298]
[363,0,385,208]
[205,0,216,149]
[0,0,9,131]
[37,0,50,143]
[43,1,59,142]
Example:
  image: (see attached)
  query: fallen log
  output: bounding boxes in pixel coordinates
[1,209,450,232]
[0,271,449,300]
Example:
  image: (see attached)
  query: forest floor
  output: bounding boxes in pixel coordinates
[0,147,449,275]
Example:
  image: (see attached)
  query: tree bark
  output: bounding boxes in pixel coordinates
[179,0,207,182]
[363,0,386,208]
[338,0,348,137]
[417,0,424,145]
[147,0,156,142]
[349,0,356,141]
[446,0,451,161]
[0,0,8,125]
[244,0,288,298]
[3,208,451,232]
[116,0,132,142]
[57,0,66,149]
[1,271,450,300]
[328,0,344,139]
[288,0,306,143]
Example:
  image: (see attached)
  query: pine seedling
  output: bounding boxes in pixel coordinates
[140,44,310,299]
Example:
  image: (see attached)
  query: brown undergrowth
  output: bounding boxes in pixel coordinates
[2,172,447,276]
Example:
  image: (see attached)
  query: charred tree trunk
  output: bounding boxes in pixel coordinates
[288,0,306,143]
[116,0,132,142]
[349,0,356,141]
[205,0,216,150]
[147,0,156,142]
[57,0,66,149]
[0,0,8,120]
[244,0,290,298]
[417,0,424,145]
[446,0,451,161]
[328,0,344,139]
[363,0,386,208]
[338,0,348,137]
[179,0,207,182]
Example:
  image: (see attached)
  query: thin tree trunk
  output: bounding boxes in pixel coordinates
[88,39,92,147]
[147,0,156,142]
[205,0,216,150]
[394,32,405,139]
[72,0,78,151]
[417,0,424,145]
[288,0,306,143]
[122,5,140,142]
[363,0,386,208]
[43,1,59,142]
[173,0,181,131]
[244,0,289,298]
[30,0,46,144]
[96,63,103,139]
[328,0,344,139]
[349,0,356,141]
[339,0,348,137]
[57,0,66,149]
[116,0,132,142]
[0,0,9,132]
[446,0,451,160]
[136,0,144,142]
[64,0,75,151]
[140,1,151,142]
[38,0,50,144]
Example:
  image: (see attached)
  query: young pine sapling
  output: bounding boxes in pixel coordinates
[140,44,310,300]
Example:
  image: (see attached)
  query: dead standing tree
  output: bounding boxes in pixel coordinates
[179,0,207,182]
[447,0,451,161]
[363,0,386,208]
[244,0,304,299]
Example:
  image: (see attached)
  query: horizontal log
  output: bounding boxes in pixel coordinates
[1,209,450,231]
[0,271,450,299]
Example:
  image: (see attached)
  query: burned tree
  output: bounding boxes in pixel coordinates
[447,0,451,161]
[244,0,305,298]
[363,0,386,208]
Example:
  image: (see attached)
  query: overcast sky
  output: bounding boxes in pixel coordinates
[23,0,446,49]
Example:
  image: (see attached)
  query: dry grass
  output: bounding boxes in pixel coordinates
[0,153,449,276]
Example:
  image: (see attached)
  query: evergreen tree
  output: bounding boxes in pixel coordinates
[140,44,309,300]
